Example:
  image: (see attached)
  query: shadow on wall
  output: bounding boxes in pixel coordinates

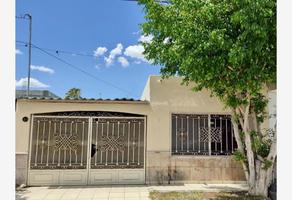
[154,166,186,185]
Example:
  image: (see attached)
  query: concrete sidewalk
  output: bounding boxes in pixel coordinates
[16,184,248,200]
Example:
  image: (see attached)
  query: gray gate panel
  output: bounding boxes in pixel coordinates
[90,117,145,169]
[30,116,89,170]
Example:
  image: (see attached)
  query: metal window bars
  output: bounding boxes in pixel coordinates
[171,114,237,156]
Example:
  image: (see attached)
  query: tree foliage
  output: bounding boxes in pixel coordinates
[140,0,276,109]
[139,0,276,196]
[64,88,82,100]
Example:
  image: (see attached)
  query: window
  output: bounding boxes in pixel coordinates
[171,114,237,156]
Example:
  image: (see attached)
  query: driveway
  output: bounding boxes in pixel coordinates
[16,184,248,200]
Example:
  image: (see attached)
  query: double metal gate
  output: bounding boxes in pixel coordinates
[28,114,146,186]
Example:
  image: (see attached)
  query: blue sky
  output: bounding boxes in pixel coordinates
[16,0,161,99]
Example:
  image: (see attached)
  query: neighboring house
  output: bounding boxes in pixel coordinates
[16,90,60,99]
[15,76,275,186]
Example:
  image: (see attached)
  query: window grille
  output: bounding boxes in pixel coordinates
[171,114,237,156]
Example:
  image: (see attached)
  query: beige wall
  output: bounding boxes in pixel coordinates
[145,76,231,152]
[16,75,248,185]
[16,100,150,153]
[146,152,245,184]
[143,76,245,184]
[141,77,150,101]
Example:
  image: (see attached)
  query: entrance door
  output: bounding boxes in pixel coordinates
[27,115,145,186]
[89,117,145,184]
[28,116,90,185]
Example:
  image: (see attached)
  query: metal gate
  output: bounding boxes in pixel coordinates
[28,114,145,186]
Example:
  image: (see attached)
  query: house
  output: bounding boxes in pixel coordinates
[16,90,60,99]
[15,76,275,186]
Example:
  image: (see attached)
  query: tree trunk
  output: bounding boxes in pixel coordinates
[231,103,276,197]
[241,103,257,193]
[254,161,275,196]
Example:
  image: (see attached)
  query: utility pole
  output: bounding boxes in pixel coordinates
[24,14,32,97]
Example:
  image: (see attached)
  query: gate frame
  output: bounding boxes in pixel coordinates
[27,114,147,185]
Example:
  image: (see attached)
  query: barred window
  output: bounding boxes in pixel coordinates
[171,114,237,156]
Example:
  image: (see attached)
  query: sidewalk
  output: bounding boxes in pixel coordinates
[16,184,248,200]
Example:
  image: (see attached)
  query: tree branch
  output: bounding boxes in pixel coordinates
[251,111,260,133]
[231,109,249,181]
[236,108,244,128]
[242,98,256,188]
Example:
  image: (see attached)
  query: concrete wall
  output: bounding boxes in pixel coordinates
[144,76,245,184]
[15,100,150,185]
[268,90,277,130]
[16,153,28,186]
[16,75,248,185]
[146,152,245,184]
[16,100,150,153]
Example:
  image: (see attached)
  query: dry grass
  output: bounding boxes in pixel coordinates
[149,191,267,200]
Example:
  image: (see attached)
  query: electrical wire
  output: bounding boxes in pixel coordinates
[16,41,134,97]
[16,41,95,58]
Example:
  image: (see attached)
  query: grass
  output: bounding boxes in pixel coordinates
[149,191,267,200]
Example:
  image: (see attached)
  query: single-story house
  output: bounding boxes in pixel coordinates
[15,76,276,186]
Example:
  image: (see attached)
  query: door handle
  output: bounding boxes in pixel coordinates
[91,144,97,157]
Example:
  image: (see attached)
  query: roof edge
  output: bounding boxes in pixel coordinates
[16,98,149,104]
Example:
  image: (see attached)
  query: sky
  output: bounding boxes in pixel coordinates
[16,0,161,99]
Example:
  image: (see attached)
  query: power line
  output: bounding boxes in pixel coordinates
[25,42,133,96]
[16,40,133,96]
[16,40,95,58]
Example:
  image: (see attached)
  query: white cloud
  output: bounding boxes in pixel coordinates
[134,61,142,64]
[132,30,141,35]
[31,65,55,74]
[117,56,129,67]
[124,44,148,62]
[93,47,107,57]
[104,43,123,66]
[139,34,153,44]
[16,77,50,88]
[163,37,171,44]
[15,49,23,55]
[104,57,114,66]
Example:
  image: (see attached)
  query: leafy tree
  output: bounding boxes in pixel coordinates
[64,88,82,100]
[139,0,276,197]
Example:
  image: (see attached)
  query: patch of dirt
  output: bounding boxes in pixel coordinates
[149,191,267,200]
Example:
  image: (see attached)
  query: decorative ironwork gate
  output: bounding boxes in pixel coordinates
[28,114,146,186]
[29,116,89,170]
[90,117,145,169]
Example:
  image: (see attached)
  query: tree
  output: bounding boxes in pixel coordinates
[64,88,82,100]
[139,0,276,197]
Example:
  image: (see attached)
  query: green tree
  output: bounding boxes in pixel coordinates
[139,0,276,197]
[64,88,82,100]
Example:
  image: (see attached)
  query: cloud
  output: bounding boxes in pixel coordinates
[16,77,50,88]
[139,34,153,44]
[134,60,142,64]
[117,56,129,67]
[163,37,171,44]
[124,44,148,62]
[104,43,123,66]
[93,47,107,57]
[132,30,141,35]
[31,65,55,74]
[15,49,23,55]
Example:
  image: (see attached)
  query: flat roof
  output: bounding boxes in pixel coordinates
[16,97,149,104]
